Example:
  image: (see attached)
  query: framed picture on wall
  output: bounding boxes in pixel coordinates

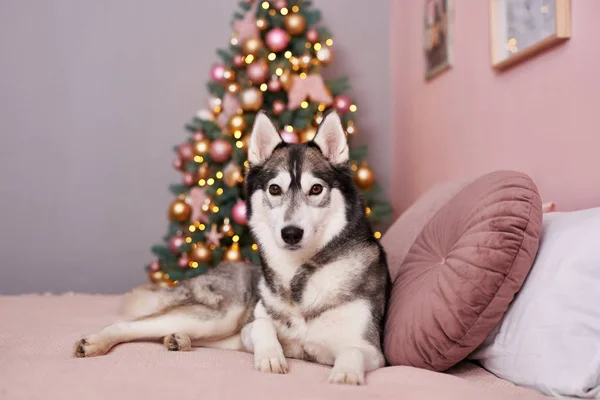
[490,0,571,70]
[424,0,453,80]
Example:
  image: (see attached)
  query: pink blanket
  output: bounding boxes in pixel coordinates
[0,294,546,399]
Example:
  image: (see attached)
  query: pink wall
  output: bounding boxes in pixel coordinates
[390,0,600,216]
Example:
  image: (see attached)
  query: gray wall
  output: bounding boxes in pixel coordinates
[0,0,391,294]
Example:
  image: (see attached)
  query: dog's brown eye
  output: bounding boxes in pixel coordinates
[309,184,323,195]
[269,184,282,196]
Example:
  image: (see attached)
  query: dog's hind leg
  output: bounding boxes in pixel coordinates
[74,304,245,358]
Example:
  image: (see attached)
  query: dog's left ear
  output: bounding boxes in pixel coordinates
[313,110,349,165]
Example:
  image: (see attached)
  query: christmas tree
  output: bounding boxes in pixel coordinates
[146,0,392,286]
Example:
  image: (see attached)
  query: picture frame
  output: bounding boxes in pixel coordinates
[424,0,453,80]
[490,0,571,70]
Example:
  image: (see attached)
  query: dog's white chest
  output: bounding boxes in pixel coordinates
[257,261,371,365]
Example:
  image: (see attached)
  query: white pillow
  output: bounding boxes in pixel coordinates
[469,207,600,398]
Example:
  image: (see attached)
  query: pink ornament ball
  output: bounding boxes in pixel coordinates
[210,64,226,82]
[274,0,287,10]
[183,172,195,186]
[233,54,245,68]
[268,78,282,92]
[210,139,232,163]
[149,259,161,272]
[232,200,248,225]
[247,60,269,85]
[177,143,194,161]
[273,100,286,115]
[193,131,205,141]
[178,253,190,269]
[173,157,183,170]
[169,233,186,254]
[306,28,319,43]
[265,28,290,52]
[334,95,352,114]
[280,130,299,144]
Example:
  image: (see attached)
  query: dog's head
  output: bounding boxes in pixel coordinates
[245,110,356,256]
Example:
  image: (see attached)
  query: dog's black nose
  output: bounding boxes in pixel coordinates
[281,226,304,245]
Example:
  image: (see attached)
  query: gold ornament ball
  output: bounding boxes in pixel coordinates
[354,163,375,190]
[299,126,317,143]
[224,243,243,262]
[197,164,210,180]
[149,270,164,283]
[193,137,211,156]
[190,242,213,264]
[316,47,334,65]
[240,87,264,111]
[256,17,268,31]
[227,82,241,94]
[242,37,264,56]
[222,67,236,82]
[284,13,306,35]
[228,115,247,134]
[168,197,192,222]
[224,165,243,188]
[279,70,293,91]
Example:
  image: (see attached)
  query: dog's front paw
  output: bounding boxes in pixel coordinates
[254,347,288,374]
[328,365,365,385]
[163,333,192,351]
[73,337,110,358]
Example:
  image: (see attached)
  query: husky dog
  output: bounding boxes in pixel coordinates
[73,110,390,385]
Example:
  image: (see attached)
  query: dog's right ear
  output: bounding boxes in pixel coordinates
[248,111,283,166]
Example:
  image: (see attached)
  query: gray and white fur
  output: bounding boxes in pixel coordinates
[73,110,390,385]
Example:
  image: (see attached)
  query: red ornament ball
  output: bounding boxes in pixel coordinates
[247,60,270,85]
[173,157,183,171]
[265,28,290,52]
[193,131,205,141]
[334,95,352,114]
[169,233,186,254]
[178,253,190,269]
[280,130,299,144]
[149,259,161,272]
[183,172,195,186]
[232,200,248,225]
[177,143,194,162]
[233,54,245,68]
[210,64,226,82]
[306,28,319,43]
[268,78,282,92]
[274,0,287,10]
[273,100,286,115]
[210,139,232,163]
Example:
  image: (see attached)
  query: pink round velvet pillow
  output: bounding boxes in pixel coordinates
[384,170,542,371]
